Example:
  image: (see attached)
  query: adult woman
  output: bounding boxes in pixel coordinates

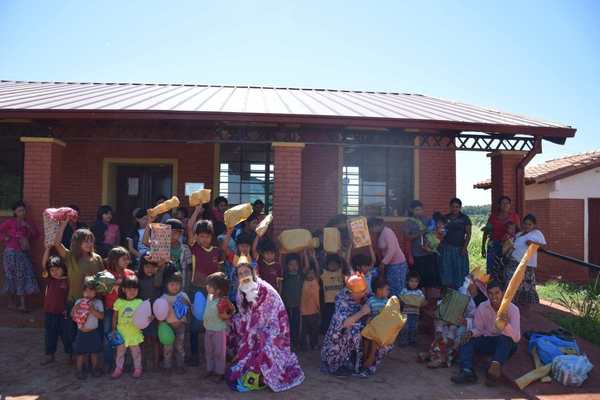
[504,214,546,306]
[368,218,407,297]
[0,201,39,312]
[439,198,472,289]
[321,273,391,377]
[227,260,304,392]
[403,200,440,288]
[482,196,520,281]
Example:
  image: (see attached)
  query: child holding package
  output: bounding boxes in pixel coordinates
[300,250,320,351]
[111,276,144,379]
[41,246,71,365]
[398,271,425,346]
[137,254,162,371]
[254,238,282,291]
[72,278,104,380]
[203,272,234,382]
[161,272,191,374]
[361,276,390,375]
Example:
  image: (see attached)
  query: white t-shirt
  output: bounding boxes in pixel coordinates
[511,229,547,267]
[75,298,104,330]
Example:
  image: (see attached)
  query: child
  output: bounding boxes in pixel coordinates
[126,208,150,268]
[282,253,304,350]
[362,276,390,371]
[137,254,162,371]
[350,253,377,294]
[211,196,229,224]
[174,207,189,243]
[103,247,135,371]
[398,271,425,346]
[186,211,225,366]
[91,205,120,258]
[72,278,104,379]
[423,212,447,254]
[41,246,71,365]
[300,255,321,351]
[111,276,144,378]
[203,272,234,382]
[161,272,191,374]
[501,221,517,257]
[145,218,192,288]
[320,254,345,333]
[221,227,255,303]
[255,238,282,291]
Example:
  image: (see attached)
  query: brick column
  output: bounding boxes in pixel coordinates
[20,137,65,273]
[272,142,304,236]
[489,151,526,213]
[417,148,456,215]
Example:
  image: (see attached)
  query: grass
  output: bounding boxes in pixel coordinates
[467,222,485,271]
[537,281,564,303]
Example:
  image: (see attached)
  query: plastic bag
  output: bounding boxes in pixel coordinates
[552,355,593,387]
[224,203,253,228]
[255,214,273,237]
[173,295,189,320]
[323,227,341,253]
[148,196,180,218]
[278,229,313,253]
[361,296,406,347]
[435,289,470,326]
[528,334,580,365]
[91,270,115,295]
[189,189,211,208]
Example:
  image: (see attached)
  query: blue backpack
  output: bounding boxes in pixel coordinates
[528,333,580,365]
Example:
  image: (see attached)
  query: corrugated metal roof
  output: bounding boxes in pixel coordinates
[0,80,575,137]
[474,150,600,189]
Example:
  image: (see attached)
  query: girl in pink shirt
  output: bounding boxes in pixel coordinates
[0,201,40,312]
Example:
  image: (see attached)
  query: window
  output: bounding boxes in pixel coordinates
[219,144,274,210]
[0,136,23,211]
[342,146,413,216]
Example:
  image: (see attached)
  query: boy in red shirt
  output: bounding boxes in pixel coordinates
[254,238,282,291]
[186,207,224,366]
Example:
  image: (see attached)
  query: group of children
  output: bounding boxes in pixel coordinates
[39,194,493,383]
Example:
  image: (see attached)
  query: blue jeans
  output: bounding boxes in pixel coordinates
[385,262,408,298]
[45,312,73,355]
[398,313,418,345]
[103,309,114,368]
[459,335,517,371]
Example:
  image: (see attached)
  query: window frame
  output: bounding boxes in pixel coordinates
[218,144,274,211]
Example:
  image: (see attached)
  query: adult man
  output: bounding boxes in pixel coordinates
[451,280,520,386]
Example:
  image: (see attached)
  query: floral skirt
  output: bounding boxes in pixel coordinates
[2,249,40,296]
[504,258,539,305]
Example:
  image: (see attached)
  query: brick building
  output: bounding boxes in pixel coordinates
[0,80,576,279]
[476,151,600,283]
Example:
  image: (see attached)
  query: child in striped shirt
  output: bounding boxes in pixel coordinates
[398,271,425,346]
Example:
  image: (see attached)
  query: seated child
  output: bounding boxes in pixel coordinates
[300,254,320,351]
[41,247,71,365]
[282,253,304,350]
[161,272,191,374]
[320,254,346,333]
[71,278,104,380]
[362,276,390,372]
[419,276,477,368]
[203,272,234,382]
[111,276,144,379]
[398,271,425,346]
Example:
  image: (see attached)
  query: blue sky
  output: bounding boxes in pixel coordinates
[1,0,599,205]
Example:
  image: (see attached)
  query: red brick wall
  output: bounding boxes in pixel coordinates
[56,141,215,223]
[525,198,588,283]
[490,152,524,209]
[301,145,340,230]
[418,149,456,214]
[272,145,303,235]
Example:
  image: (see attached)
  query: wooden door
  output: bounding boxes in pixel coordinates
[115,165,173,234]
[589,198,600,269]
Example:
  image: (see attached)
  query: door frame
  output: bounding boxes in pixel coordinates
[101,158,178,207]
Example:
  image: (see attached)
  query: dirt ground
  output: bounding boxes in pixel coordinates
[0,326,524,400]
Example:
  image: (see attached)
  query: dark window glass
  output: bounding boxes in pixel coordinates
[0,136,23,210]
[342,146,413,216]
[219,144,273,211]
